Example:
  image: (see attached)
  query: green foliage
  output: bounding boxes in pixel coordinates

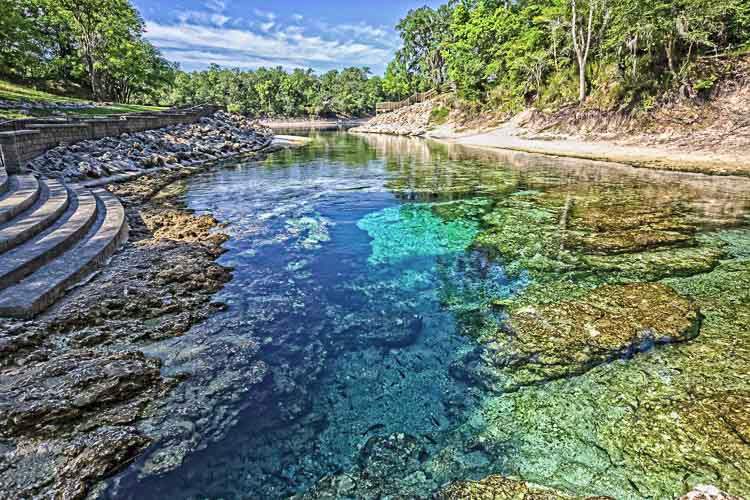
[167,65,387,118]
[383,5,453,97]
[388,0,750,112]
[429,106,451,125]
[0,0,175,104]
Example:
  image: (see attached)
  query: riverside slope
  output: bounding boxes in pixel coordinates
[353,81,750,177]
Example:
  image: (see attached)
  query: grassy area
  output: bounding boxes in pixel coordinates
[0,79,166,120]
[429,105,451,126]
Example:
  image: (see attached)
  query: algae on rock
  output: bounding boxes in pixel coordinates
[451,283,702,392]
[437,475,612,500]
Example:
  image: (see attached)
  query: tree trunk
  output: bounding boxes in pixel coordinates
[665,36,676,76]
[85,55,99,101]
[578,63,587,103]
[571,0,594,104]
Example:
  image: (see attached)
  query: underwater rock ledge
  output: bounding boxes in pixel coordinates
[451,282,702,392]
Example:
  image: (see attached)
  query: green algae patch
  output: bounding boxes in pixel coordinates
[455,283,702,392]
[474,198,584,276]
[358,204,479,265]
[437,475,611,499]
[584,243,727,282]
[564,188,699,254]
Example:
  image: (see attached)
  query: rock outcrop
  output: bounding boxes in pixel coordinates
[0,145,270,498]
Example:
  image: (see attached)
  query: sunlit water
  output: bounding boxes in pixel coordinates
[107,131,750,499]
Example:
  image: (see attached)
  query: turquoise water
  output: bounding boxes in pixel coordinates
[105,132,750,499]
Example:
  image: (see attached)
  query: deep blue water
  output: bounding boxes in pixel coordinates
[105,132,530,499]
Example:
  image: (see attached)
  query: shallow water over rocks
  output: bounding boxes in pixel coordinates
[106,132,750,499]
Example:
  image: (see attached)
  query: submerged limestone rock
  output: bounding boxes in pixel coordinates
[463,257,750,498]
[608,388,750,495]
[437,475,612,499]
[680,485,746,500]
[564,188,698,255]
[452,283,701,391]
[297,433,431,499]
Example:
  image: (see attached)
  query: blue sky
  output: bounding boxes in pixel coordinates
[132,0,443,74]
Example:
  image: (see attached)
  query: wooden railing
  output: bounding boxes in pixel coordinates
[376,89,438,115]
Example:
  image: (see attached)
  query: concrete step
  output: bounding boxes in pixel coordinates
[0,166,7,194]
[0,175,40,224]
[0,188,128,318]
[0,179,70,253]
[0,188,97,290]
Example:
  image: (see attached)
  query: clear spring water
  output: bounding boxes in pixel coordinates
[106,131,750,499]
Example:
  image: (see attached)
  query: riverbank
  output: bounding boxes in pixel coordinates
[0,120,304,498]
[430,109,750,177]
[352,80,750,177]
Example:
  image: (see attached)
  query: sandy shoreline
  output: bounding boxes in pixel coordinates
[353,102,750,177]
[430,125,750,177]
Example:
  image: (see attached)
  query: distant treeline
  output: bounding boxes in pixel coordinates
[383,0,750,111]
[1,0,176,103]
[166,66,389,118]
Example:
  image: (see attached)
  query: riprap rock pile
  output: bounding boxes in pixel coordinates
[352,101,434,136]
[27,111,273,180]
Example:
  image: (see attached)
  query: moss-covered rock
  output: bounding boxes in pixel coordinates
[437,475,612,500]
[452,283,701,392]
[564,188,698,255]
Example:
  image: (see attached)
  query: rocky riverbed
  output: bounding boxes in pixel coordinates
[298,431,741,499]
[0,119,278,498]
[27,111,273,181]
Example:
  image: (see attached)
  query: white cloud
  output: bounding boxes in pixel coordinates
[205,0,226,12]
[253,8,276,21]
[159,49,307,70]
[335,23,391,42]
[176,11,230,27]
[144,20,393,71]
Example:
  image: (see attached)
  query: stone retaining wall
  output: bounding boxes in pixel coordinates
[0,106,219,174]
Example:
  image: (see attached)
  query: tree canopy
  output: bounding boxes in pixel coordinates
[1,0,175,103]
[383,0,750,110]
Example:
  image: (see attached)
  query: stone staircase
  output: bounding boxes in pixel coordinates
[0,164,127,318]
